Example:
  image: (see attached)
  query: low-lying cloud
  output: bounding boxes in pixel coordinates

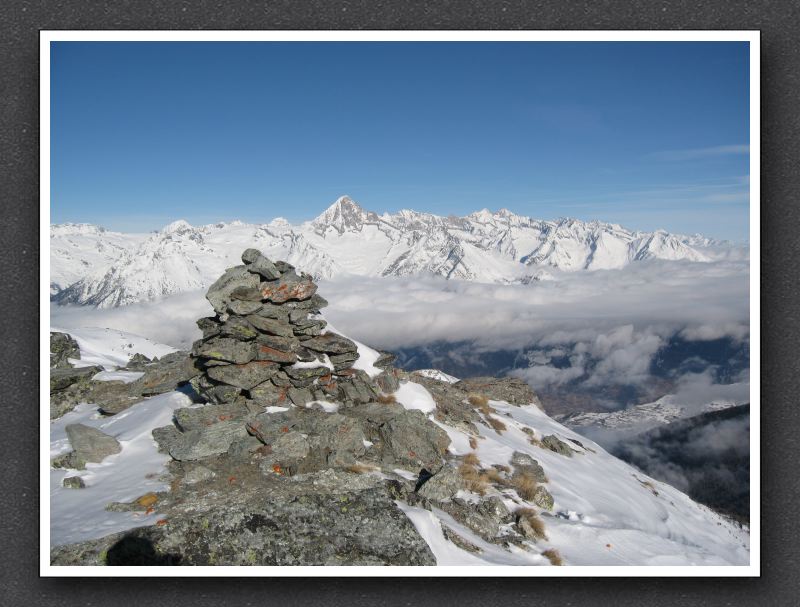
[50,258,750,409]
[319,259,749,352]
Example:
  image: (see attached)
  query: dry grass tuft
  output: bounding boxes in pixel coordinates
[468,436,478,450]
[481,467,511,487]
[462,452,481,466]
[513,473,539,501]
[346,462,380,474]
[486,415,507,434]
[467,393,496,415]
[542,548,563,566]
[467,393,489,407]
[458,462,488,495]
[517,508,548,540]
[376,393,397,404]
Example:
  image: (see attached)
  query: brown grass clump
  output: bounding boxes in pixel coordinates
[467,393,489,407]
[542,548,563,566]
[468,436,478,450]
[486,415,507,434]
[513,472,539,501]
[517,508,548,540]
[481,467,511,487]
[135,492,158,508]
[458,462,488,495]
[467,393,495,415]
[376,393,397,404]
[346,462,380,474]
[462,452,481,466]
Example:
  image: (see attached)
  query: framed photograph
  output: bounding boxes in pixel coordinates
[42,31,758,577]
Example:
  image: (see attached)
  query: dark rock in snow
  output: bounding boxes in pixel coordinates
[541,435,574,457]
[510,451,548,483]
[50,365,103,392]
[53,424,122,470]
[50,332,80,368]
[63,476,86,489]
[416,464,462,502]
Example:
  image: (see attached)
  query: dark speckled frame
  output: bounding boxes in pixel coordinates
[3,1,796,604]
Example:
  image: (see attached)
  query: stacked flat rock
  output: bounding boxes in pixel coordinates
[191,249,378,410]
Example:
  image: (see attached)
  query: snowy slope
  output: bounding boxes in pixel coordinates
[51,196,719,307]
[49,326,749,565]
[393,386,749,566]
[50,224,147,294]
[559,392,746,436]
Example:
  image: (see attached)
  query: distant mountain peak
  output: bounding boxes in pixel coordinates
[161,219,194,234]
[313,195,379,234]
[50,197,730,308]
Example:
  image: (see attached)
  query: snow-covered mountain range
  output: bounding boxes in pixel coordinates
[51,196,731,308]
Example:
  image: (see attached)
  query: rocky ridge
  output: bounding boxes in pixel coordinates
[51,250,572,567]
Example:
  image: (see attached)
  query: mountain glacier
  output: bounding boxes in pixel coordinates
[52,196,723,308]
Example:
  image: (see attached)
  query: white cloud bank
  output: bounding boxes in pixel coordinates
[320,259,749,351]
[50,258,749,397]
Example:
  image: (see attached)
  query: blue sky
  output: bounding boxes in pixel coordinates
[51,41,750,240]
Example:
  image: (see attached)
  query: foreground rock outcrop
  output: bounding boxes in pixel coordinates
[50,250,568,567]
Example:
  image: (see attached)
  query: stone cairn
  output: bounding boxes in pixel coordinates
[153,249,449,476]
[191,248,395,410]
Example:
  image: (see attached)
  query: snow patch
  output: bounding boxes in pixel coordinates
[50,391,192,546]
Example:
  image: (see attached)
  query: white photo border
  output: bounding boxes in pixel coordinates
[40,29,760,578]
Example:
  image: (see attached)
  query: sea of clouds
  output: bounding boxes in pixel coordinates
[51,257,750,403]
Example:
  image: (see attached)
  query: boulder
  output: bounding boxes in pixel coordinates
[379,410,450,470]
[132,352,199,396]
[455,376,541,407]
[50,365,103,392]
[207,361,281,390]
[227,299,263,316]
[50,332,80,368]
[302,332,358,355]
[241,248,281,280]
[205,265,260,315]
[259,272,317,303]
[246,315,294,337]
[50,470,435,566]
[124,352,152,371]
[219,316,259,341]
[248,381,290,406]
[416,464,462,502]
[510,451,548,483]
[329,352,360,372]
[193,337,257,364]
[541,435,574,457]
[292,319,327,338]
[532,486,554,510]
[173,403,247,432]
[62,476,85,489]
[53,424,122,470]
[196,317,222,339]
[159,420,249,461]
